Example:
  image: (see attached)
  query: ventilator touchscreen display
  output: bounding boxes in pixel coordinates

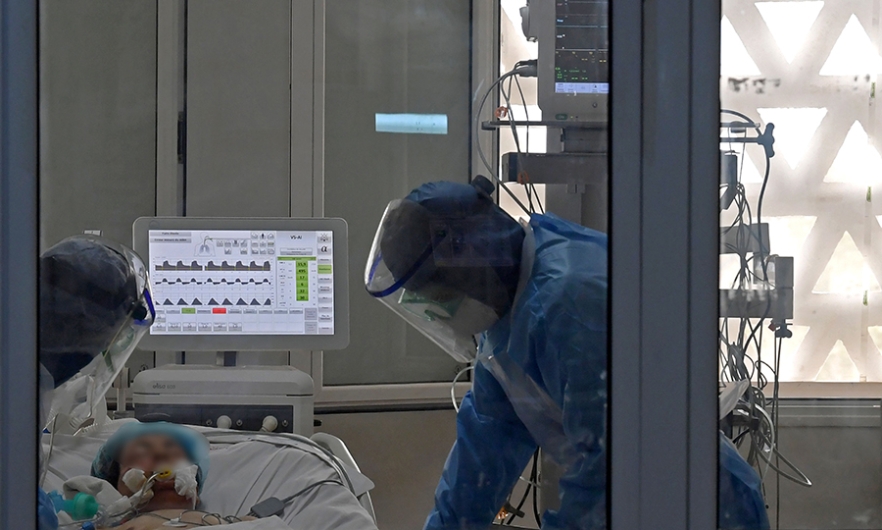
[148,230,334,335]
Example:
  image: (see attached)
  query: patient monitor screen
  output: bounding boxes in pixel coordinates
[554,0,609,94]
[148,230,335,335]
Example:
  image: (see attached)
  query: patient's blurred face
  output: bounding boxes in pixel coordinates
[116,434,192,509]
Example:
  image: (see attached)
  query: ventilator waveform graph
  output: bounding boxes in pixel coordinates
[205,261,271,272]
[156,260,204,271]
[154,260,271,272]
[160,297,273,306]
[154,274,275,305]
[151,256,276,310]
[155,278,272,286]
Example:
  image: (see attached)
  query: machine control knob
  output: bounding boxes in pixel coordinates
[217,415,232,429]
[260,415,278,432]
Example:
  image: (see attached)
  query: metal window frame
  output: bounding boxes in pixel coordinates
[0,0,726,527]
[610,0,721,528]
[0,0,38,528]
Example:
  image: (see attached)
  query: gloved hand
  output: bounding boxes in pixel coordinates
[38,488,59,530]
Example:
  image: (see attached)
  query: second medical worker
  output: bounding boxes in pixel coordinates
[365,177,769,530]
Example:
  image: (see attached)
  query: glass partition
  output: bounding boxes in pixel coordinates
[30,1,611,529]
[322,0,471,384]
[718,1,882,527]
[35,3,382,529]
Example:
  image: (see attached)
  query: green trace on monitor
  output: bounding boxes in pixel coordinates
[181,308,196,314]
[318,264,332,274]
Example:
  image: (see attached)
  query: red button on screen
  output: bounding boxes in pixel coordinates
[212,308,227,314]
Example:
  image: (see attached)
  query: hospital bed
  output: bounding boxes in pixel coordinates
[41,419,378,530]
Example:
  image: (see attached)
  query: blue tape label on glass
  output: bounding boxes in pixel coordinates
[375,114,448,135]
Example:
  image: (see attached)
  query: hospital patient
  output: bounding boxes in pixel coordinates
[88,421,256,529]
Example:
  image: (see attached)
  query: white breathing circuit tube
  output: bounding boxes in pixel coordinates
[451,365,474,413]
[202,431,356,495]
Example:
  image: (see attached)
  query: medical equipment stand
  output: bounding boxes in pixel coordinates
[484,119,609,232]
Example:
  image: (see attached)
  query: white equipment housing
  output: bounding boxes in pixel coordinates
[132,364,314,436]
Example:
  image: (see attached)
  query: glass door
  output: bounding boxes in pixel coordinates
[718,1,882,527]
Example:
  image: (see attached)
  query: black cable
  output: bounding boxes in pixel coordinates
[532,470,542,527]
[756,151,772,282]
[501,74,535,215]
[732,428,751,446]
[525,183,536,212]
[533,185,545,214]
[744,302,773,385]
[774,335,783,530]
[721,109,762,132]
[728,177,772,390]
[511,74,544,215]
[246,480,347,518]
[504,483,531,525]
[475,71,530,214]
[723,184,759,292]
[513,74,530,157]
[747,318,766,389]
[736,318,748,363]
[280,479,345,504]
[502,75,523,155]
[505,451,539,525]
[532,448,542,526]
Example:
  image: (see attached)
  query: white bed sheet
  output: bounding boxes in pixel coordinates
[41,420,378,530]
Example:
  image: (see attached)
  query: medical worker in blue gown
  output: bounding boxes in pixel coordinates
[365,177,769,530]
[37,235,156,530]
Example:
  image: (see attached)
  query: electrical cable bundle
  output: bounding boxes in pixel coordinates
[475,62,543,215]
[719,110,810,529]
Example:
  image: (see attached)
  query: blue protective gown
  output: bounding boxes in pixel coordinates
[719,434,770,529]
[38,488,59,530]
[424,213,769,530]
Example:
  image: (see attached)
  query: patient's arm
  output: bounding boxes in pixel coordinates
[99,509,256,529]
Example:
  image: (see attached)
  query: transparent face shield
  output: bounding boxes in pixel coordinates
[364,200,514,363]
[44,243,156,434]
